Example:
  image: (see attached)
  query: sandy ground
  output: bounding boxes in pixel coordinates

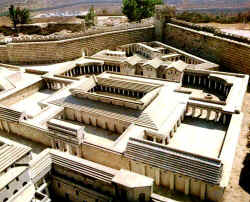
[198,23,250,30]
[221,29,250,38]
[199,22,250,38]
[221,86,250,202]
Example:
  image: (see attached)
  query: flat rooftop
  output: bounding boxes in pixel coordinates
[64,120,120,148]
[168,117,227,158]
[11,89,54,117]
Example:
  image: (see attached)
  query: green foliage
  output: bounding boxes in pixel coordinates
[85,5,96,27]
[8,5,31,29]
[122,0,163,22]
[18,8,31,24]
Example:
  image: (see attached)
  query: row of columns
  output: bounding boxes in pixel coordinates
[134,45,152,59]
[64,64,121,77]
[168,55,181,62]
[183,74,231,98]
[51,139,81,157]
[66,108,128,134]
[145,113,184,145]
[130,161,207,200]
[186,105,231,125]
[46,81,69,90]
[89,85,145,99]
[181,56,200,64]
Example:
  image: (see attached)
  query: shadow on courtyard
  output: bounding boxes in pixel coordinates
[239,153,250,194]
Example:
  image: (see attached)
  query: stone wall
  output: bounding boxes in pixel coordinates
[164,23,250,74]
[0,26,154,64]
[0,81,43,106]
[82,142,130,170]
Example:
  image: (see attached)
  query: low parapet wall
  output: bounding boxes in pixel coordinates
[164,23,250,74]
[0,25,154,65]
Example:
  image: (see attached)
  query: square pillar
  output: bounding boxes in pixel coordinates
[155,168,160,186]
[200,182,206,200]
[184,177,190,195]
[170,173,175,191]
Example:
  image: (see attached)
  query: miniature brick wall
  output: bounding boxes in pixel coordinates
[0,26,154,64]
[164,23,250,75]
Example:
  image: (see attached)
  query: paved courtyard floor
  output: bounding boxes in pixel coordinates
[11,89,54,117]
[168,117,227,159]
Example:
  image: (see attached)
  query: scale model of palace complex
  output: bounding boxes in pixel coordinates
[0,7,249,202]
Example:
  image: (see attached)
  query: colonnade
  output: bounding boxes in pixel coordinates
[89,85,145,99]
[145,113,185,145]
[64,64,121,77]
[186,105,231,125]
[183,73,231,99]
[46,80,70,90]
[65,108,128,135]
[134,45,155,59]
[130,161,208,200]
[180,56,201,64]
[167,55,181,62]
[50,138,81,157]
[121,44,156,59]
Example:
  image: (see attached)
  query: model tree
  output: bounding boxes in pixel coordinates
[9,5,31,29]
[122,0,163,22]
[85,6,96,27]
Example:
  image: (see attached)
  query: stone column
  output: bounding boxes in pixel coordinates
[170,173,175,191]
[191,107,195,117]
[219,83,223,91]
[155,168,160,186]
[170,130,174,138]
[174,124,177,132]
[200,108,203,117]
[206,110,211,121]
[76,147,81,157]
[187,75,190,84]
[177,119,181,127]
[208,80,211,89]
[224,86,227,95]
[184,177,190,195]
[200,183,206,200]
[193,76,196,85]
[214,111,219,122]
[50,139,55,149]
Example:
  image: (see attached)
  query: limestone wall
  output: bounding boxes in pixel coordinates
[129,159,224,201]
[0,26,154,64]
[82,143,130,170]
[0,81,43,106]
[164,23,250,74]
